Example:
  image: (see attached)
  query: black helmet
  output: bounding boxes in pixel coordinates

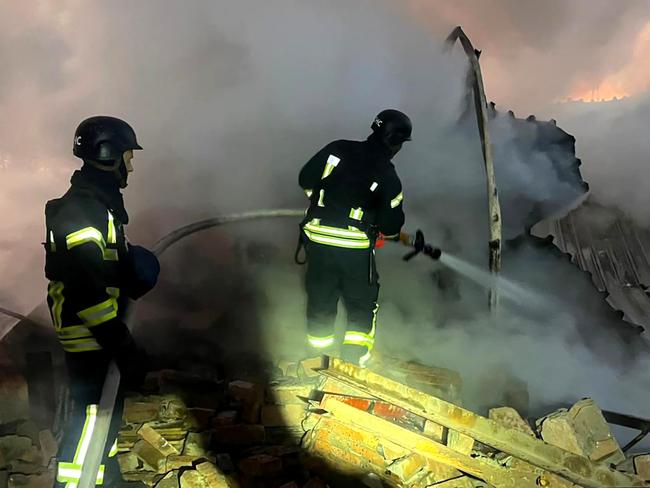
[73,116,142,164]
[371,109,412,145]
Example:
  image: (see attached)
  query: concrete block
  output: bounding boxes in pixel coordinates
[138,423,179,457]
[489,407,535,437]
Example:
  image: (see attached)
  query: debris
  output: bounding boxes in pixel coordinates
[228,381,263,424]
[183,432,212,458]
[489,406,535,437]
[37,431,57,467]
[212,425,265,446]
[266,381,312,405]
[138,423,180,457]
[180,469,207,488]
[298,357,325,379]
[635,454,650,480]
[7,472,55,488]
[0,373,29,424]
[133,439,168,473]
[212,410,238,427]
[124,398,160,423]
[165,454,196,470]
[155,470,180,488]
[196,461,229,486]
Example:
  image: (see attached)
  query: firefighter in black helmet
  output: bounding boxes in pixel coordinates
[298,109,410,366]
[46,116,160,486]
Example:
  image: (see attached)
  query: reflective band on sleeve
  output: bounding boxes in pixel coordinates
[49,230,57,252]
[308,334,335,348]
[66,226,118,261]
[349,208,364,221]
[321,154,340,179]
[107,211,116,244]
[77,293,119,327]
[304,189,313,198]
[48,281,65,331]
[390,192,403,208]
[317,189,325,207]
[370,182,379,192]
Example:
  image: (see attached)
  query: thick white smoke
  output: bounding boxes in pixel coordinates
[0,0,648,445]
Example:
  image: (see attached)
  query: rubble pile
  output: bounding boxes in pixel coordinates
[115,356,650,487]
[115,361,327,487]
[0,372,58,488]
[301,357,650,488]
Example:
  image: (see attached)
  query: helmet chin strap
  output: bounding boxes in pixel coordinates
[87,158,127,188]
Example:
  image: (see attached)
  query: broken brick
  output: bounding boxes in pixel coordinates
[180,469,207,488]
[124,398,160,424]
[237,454,282,477]
[117,452,143,473]
[447,430,475,455]
[422,420,445,443]
[166,454,196,470]
[133,439,167,473]
[138,423,179,457]
[489,407,535,437]
[155,470,179,488]
[298,357,325,378]
[212,425,265,446]
[196,461,229,487]
[386,454,427,484]
[261,404,307,427]
[0,436,32,463]
[634,454,650,480]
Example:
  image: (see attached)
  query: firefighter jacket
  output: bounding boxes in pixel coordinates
[299,136,405,249]
[44,169,154,356]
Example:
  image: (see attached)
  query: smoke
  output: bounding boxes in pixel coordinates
[0,0,649,439]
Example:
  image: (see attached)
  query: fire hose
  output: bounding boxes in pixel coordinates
[0,208,440,487]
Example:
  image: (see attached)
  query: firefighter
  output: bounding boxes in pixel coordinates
[298,109,410,366]
[45,116,160,486]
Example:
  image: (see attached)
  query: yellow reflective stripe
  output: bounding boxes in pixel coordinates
[57,325,94,340]
[359,350,372,367]
[77,296,118,327]
[65,226,118,261]
[107,211,116,244]
[50,230,57,252]
[349,207,364,221]
[304,189,313,198]
[304,221,368,240]
[308,334,335,348]
[108,439,118,458]
[66,227,105,251]
[48,281,65,331]
[321,154,340,179]
[370,182,379,192]
[304,231,370,249]
[317,189,325,207]
[390,192,403,208]
[57,462,105,484]
[62,340,103,353]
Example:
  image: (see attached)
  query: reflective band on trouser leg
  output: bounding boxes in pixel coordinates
[344,304,378,367]
[307,334,335,349]
[57,405,106,485]
[304,189,313,198]
[390,192,403,208]
[48,281,65,330]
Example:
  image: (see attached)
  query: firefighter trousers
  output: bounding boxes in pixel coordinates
[305,242,379,355]
[55,352,124,487]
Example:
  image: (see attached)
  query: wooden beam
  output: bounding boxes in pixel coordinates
[318,358,649,488]
[446,26,502,309]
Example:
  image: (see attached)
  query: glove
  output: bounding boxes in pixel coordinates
[126,244,161,299]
